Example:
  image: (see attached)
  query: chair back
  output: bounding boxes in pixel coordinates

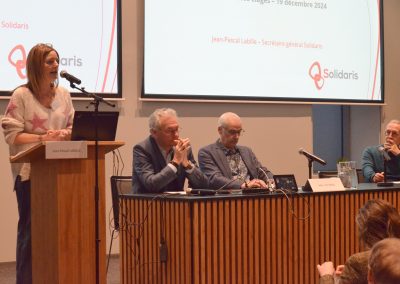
[317,170,338,179]
[356,169,365,183]
[318,169,365,184]
[110,176,132,230]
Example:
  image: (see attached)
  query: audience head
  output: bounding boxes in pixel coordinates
[356,199,400,248]
[368,238,400,284]
[384,120,400,146]
[217,112,244,149]
[149,108,179,150]
[26,43,60,96]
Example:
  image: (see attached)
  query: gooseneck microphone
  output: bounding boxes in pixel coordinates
[215,175,245,193]
[378,146,391,161]
[186,176,247,195]
[257,167,272,180]
[298,148,327,165]
[377,145,393,187]
[185,188,217,195]
[60,70,82,85]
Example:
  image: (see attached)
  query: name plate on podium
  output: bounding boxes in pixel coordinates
[45,141,88,159]
[304,178,345,192]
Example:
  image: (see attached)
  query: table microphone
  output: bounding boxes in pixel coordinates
[185,188,217,195]
[257,167,272,180]
[377,146,394,187]
[257,167,274,191]
[378,146,391,161]
[215,175,246,194]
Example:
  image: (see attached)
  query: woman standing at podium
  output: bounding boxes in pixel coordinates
[1,43,74,284]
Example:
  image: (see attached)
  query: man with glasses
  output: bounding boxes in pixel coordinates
[198,112,273,190]
[362,120,400,183]
[132,108,208,193]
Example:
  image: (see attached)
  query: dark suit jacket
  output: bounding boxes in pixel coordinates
[132,136,208,193]
[198,140,273,190]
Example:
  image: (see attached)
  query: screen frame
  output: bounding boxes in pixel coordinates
[141,0,385,105]
[0,0,123,99]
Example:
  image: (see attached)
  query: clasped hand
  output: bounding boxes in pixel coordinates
[242,179,268,189]
[317,261,344,278]
[45,129,70,141]
[172,138,191,166]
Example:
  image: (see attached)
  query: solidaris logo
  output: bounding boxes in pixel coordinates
[8,44,27,79]
[7,44,84,80]
[309,61,324,90]
[309,61,359,90]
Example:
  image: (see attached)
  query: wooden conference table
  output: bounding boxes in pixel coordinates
[119,184,400,284]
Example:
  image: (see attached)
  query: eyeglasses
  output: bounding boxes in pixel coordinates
[385,130,399,138]
[224,127,245,136]
[162,127,181,135]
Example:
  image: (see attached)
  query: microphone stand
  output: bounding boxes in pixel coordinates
[377,156,394,187]
[69,82,115,284]
[300,158,313,191]
[307,158,313,179]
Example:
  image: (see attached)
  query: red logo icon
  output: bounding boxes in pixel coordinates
[8,45,27,79]
[309,61,324,90]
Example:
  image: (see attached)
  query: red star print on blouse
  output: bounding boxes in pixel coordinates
[28,113,48,131]
[5,100,18,118]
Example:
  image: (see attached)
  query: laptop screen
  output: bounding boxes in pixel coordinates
[71,111,119,141]
[273,174,298,192]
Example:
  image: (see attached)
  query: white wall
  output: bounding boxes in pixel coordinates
[0,0,399,263]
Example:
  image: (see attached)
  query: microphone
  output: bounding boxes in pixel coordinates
[257,167,272,180]
[257,167,274,191]
[378,146,391,161]
[377,145,393,187]
[298,148,327,165]
[185,176,246,195]
[60,70,81,85]
[185,188,216,195]
[215,175,246,193]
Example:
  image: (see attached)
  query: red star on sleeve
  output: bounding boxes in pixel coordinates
[28,113,48,131]
[5,100,18,118]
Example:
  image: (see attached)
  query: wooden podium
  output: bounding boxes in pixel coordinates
[11,141,124,284]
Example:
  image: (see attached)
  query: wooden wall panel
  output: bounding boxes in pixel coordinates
[120,189,400,284]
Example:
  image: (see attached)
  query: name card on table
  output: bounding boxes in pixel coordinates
[45,141,88,159]
[303,177,345,192]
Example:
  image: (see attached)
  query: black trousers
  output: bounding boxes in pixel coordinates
[15,176,32,284]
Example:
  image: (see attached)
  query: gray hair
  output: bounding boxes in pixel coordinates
[149,108,177,130]
[387,120,400,126]
[218,112,241,128]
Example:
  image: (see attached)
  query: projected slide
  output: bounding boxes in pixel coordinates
[0,0,119,97]
[144,0,382,102]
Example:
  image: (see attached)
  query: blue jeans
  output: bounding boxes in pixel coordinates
[15,176,32,284]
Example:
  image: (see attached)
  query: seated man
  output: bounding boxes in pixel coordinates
[198,112,273,190]
[368,238,400,284]
[132,108,208,193]
[362,120,400,183]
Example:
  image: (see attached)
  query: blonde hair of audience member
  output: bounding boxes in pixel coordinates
[368,238,400,284]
